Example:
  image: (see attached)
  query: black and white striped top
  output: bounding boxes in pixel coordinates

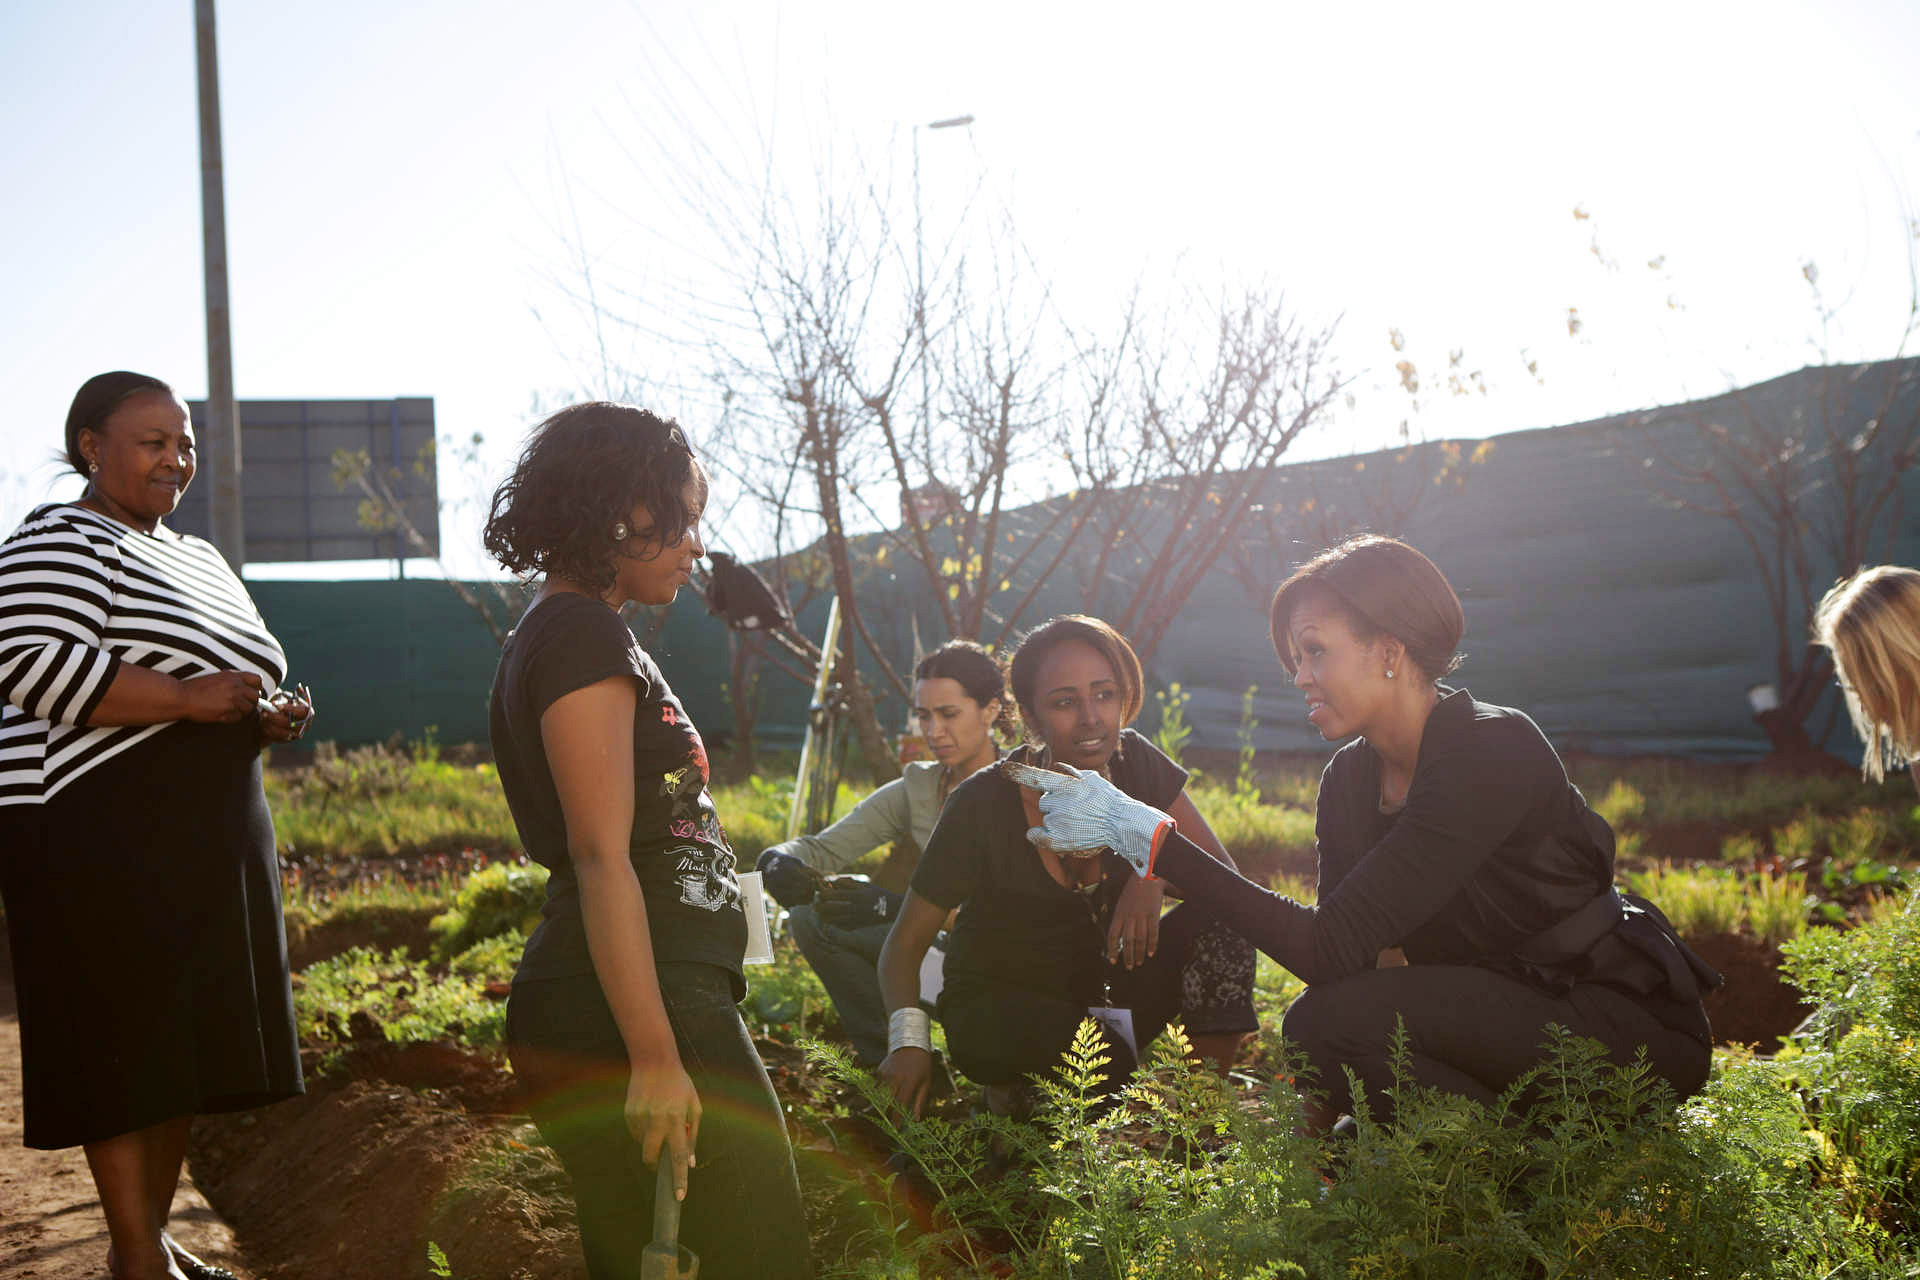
[0,503,286,807]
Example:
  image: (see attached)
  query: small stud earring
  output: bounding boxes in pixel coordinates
[88,460,98,474]
[612,522,631,541]
[1386,668,1396,680]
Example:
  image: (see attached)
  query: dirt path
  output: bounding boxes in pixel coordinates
[0,936,255,1280]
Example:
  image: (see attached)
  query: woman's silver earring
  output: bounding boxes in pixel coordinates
[87,460,98,474]
[612,522,631,542]
[1386,668,1396,680]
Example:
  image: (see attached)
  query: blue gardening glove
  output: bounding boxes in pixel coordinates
[1002,761,1175,878]
[816,878,902,928]
[757,849,821,909]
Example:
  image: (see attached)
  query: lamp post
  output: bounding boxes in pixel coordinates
[913,114,974,447]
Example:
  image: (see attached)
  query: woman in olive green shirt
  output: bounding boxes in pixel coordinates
[756,641,1006,1064]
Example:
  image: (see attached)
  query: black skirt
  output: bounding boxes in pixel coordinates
[0,720,303,1149]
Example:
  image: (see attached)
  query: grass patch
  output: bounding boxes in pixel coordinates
[1189,781,1316,868]
[712,774,869,863]
[1565,757,1906,826]
[1622,862,1809,947]
[269,746,519,860]
[282,865,464,923]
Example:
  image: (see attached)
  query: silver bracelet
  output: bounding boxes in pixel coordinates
[887,1006,932,1055]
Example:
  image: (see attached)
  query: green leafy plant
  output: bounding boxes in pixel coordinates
[297,945,506,1051]
[742,933,834,1040]
[1152,683,1193,771]
[1234,684,1262,802]
[448,931,523,981]
[428,861,549,961]
[1772,812,1821,861]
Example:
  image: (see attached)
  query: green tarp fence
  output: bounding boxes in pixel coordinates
[252,359,1920,763]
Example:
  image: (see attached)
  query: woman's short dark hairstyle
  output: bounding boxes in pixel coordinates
[1270,535,1465,682]
[65,371,175,475]
[1005,615,1144,739]
[484,401,702,596]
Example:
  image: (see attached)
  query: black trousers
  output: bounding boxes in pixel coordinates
[940,902,1257,1088]
[1280,964,1712,1121]
[506,962,812,1280]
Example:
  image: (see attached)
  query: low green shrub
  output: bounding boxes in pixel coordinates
[296,945,506,1050]
[811,887,1920,1278]
[428,861,549,962]
[448,931,524,981]
[826,1011,1907,1279]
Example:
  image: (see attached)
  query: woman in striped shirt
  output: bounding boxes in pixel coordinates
[0,371,311,1280]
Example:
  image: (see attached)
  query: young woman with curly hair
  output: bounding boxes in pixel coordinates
[484,402,809,1280]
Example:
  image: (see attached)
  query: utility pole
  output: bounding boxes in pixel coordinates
[195,0,244,569]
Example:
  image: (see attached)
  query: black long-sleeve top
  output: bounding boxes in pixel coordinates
[1156,688,1619,988]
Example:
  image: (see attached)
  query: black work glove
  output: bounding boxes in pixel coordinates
[757,849,821,909]
[816,878,902,928]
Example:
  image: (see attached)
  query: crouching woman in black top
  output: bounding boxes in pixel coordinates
[1015,536,1718,1128]
[484,403,809,1279]
[876,616,1257,1118]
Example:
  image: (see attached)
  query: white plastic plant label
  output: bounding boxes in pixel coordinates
[917,944,947,1004]
[1088,1004,1137,1058]
[737,870,775,965]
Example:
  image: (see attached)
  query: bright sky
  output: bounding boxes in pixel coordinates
[4,0,1916,578]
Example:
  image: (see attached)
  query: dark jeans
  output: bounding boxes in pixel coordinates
[941,902,1257,1088]
[785,905,892,1067]
[507,963,812,1280]
[1281,964,1712,1121]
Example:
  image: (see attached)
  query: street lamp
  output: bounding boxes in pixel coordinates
[913,114,974,445]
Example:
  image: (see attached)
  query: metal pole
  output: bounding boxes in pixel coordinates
[195,0,244,569]
[786,597,843,841]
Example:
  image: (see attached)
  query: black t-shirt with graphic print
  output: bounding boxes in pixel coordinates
[911,729,1187,1005]
[489,592,746,993]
